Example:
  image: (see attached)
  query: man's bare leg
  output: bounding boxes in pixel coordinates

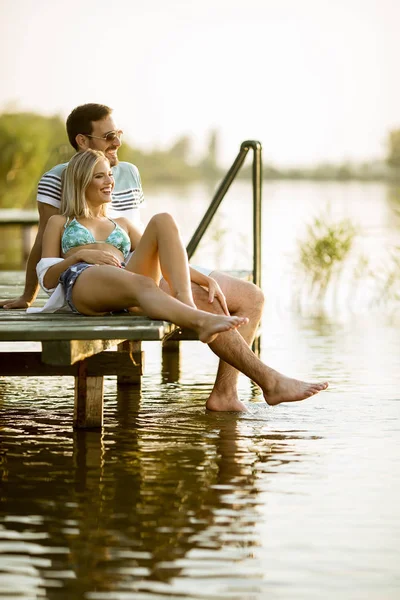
[161,272,328,410]
[206,274,328,408]
[206,325,328,407]
[160,272,264,410]
[193,272,264,411]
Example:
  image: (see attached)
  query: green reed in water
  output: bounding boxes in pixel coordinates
[297,214,400,311]
[297,213,357,299]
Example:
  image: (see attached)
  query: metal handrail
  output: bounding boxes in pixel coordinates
[186,140,262,290]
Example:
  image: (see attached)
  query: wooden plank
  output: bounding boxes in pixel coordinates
[0,351,143,377]
[0,313,177,342]
[0,271,31,286]
[0,352,78,376]
[74,361,104,429]
[0,210,38,225]
[0,284,46,297]
[41,339,123,365]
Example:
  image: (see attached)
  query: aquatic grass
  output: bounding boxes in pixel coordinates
[297,212,357,301]
[295,212,400,314]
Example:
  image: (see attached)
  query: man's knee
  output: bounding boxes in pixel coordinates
[236,280,264,318]
[247,281,265,309]
[211,271,265,314]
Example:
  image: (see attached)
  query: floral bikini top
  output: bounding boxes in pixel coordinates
[61,217,131,260]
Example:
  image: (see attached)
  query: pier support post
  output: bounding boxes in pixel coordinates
[74,361,104,429]
[161,339,181,383]
[117,341,144,386]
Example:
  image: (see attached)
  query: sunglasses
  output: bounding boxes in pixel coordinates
[84,129,123,143]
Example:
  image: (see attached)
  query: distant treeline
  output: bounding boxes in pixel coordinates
[1,111,400,209]
[239,160,400,182]
[0,111,221,209]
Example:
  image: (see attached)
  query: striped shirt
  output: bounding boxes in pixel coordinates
[37,161,145,227]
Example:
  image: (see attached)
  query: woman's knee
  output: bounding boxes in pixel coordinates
[149,212,178,232]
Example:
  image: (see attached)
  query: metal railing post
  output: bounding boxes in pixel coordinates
[246,140,262,291]
[184,140,263,355]
[187,140,262,291]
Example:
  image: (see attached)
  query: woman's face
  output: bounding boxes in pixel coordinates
[85,158,114,207]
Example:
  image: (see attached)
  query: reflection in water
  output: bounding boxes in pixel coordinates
[0,377,314,599]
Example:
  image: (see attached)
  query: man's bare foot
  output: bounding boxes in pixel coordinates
[263,372,329,406]
[197,315,249,344]
[206,391,248,412]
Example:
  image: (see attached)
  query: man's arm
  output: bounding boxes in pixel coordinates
[0,203,59,309]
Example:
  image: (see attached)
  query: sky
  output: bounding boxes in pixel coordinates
[1,0,399,166]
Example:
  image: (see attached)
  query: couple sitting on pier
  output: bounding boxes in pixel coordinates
[0,103,328,409]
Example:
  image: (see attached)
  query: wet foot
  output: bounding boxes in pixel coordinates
[263,372,328,406]
[197,315,249,344]
[206,392,248,412]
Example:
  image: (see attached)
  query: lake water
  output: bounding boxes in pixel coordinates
[1,180,400,599]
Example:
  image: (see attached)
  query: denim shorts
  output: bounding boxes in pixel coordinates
[59,262,94,314]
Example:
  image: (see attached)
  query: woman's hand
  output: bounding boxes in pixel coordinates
[204,276,230,315]
[77,249,123,268]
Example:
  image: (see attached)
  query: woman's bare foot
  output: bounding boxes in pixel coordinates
[196,314,249,344]
[263,371,328,406]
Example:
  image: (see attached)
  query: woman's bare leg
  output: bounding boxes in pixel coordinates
[126,213,194,306]
[71,266,248,344]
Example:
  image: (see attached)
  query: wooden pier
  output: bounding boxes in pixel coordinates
[0,269,256,429]
[0,271,187,429]
[0,308,182,429]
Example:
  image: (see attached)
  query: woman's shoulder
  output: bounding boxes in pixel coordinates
[113,216,131,229]
[47,214,69,228]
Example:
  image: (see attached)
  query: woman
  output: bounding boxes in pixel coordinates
[35,149,248,345]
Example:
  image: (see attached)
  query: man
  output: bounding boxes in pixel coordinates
[1,104,327,410]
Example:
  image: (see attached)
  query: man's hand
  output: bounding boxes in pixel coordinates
[0,295,34,310]
[0,203,57,310]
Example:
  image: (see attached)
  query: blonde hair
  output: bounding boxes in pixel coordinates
[61,149,110,218]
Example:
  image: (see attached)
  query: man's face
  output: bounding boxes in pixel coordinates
[87,115,122,167]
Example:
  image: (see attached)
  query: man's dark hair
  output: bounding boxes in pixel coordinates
[66,103,113,150]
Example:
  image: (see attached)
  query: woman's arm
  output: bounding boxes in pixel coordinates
[118,217,142,250]
[41,216,122,289]
[189,267,230,315]
[40,216,69,289]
